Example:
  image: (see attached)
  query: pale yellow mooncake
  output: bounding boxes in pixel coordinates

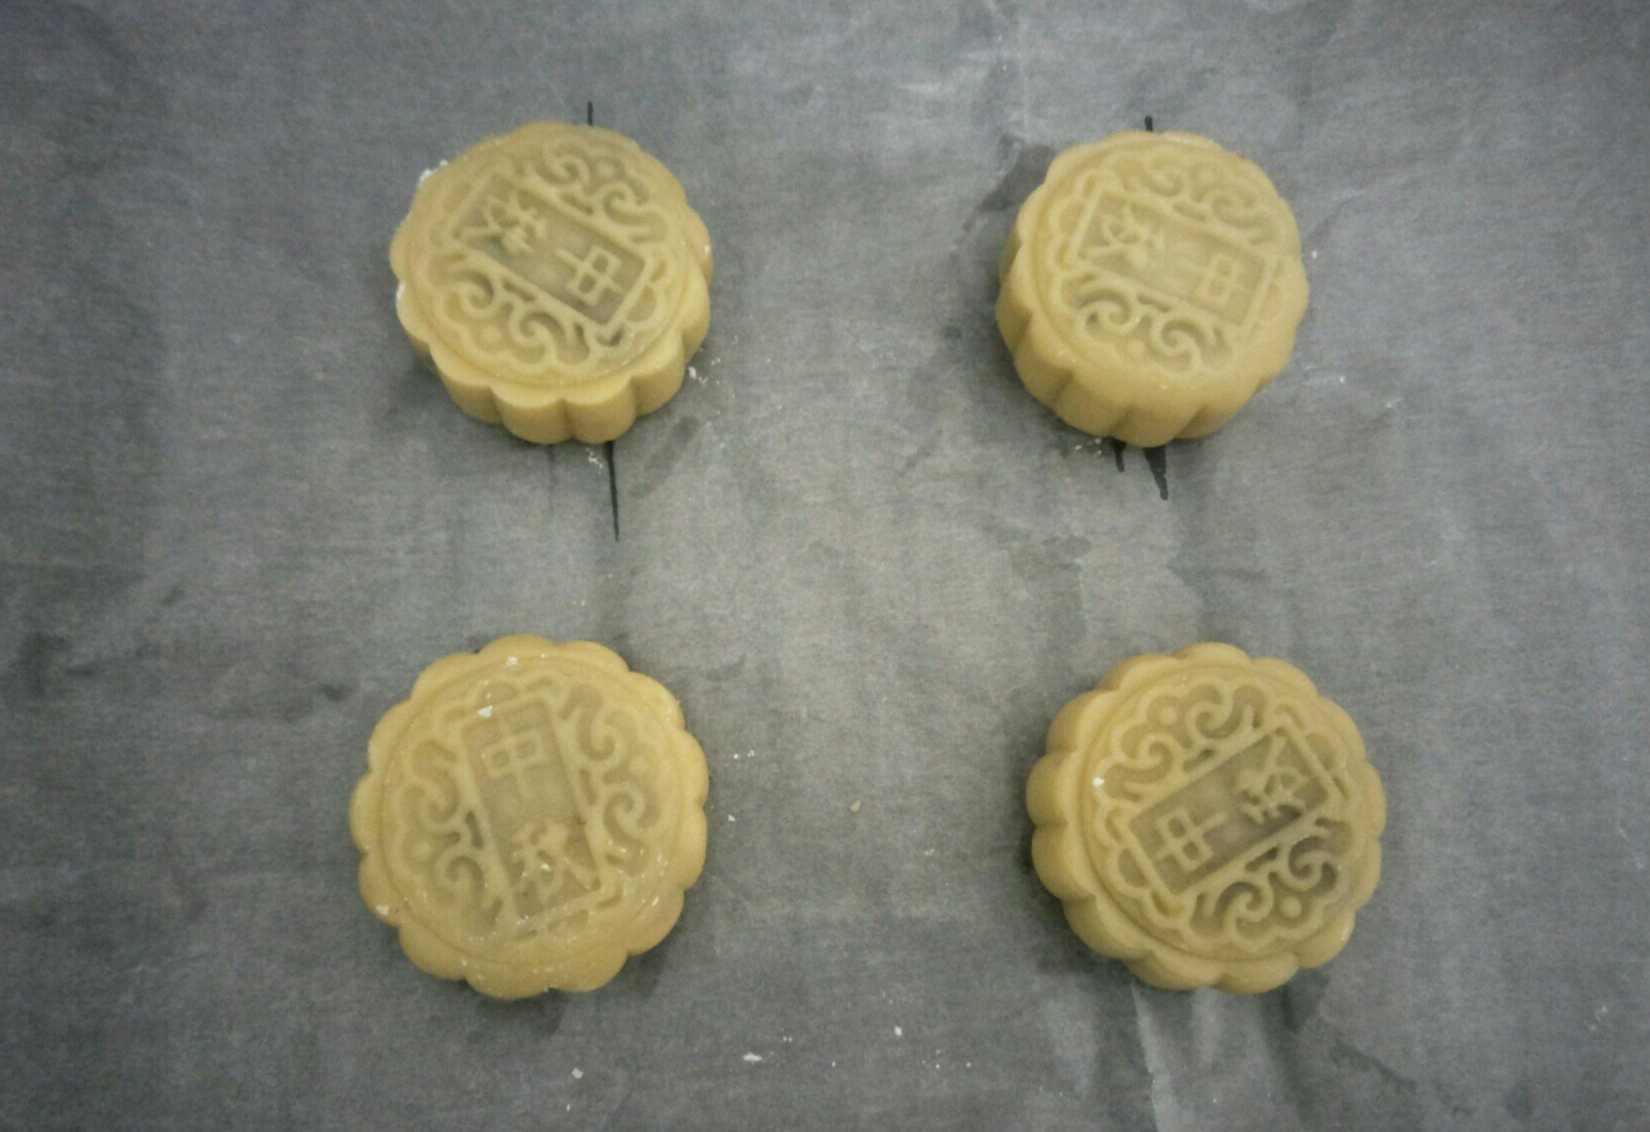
[999,132,1308,446]
[351,636,709,997]
[392,122,712,444]
[1028,644,1383,993]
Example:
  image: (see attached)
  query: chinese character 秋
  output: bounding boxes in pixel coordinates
[1235,746,1311,824]
[1095,203,1167,269]
[486,192,550,258]
[509,817,596,905]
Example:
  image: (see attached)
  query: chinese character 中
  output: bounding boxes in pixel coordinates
[554,244,627,307]
[1151,806,1226,873]
[1195,252,1239,307]
[474,703,555,797]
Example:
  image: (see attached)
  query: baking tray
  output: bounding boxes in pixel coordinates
[3,2,1648,1129]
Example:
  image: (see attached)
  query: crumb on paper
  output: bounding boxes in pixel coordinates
[743,1052,763,1064]
[923,848,935,857]
[727,814,736,822]
[586,448,605,469]
[850,800,862,813]
[894,1026,903,1037]
[374,904,390,916]
[571,1068,582,1080]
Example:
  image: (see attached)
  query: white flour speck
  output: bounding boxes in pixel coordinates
[571,1068,582,1080]
[743,1053,763,1063]
[894,1026,903,1037]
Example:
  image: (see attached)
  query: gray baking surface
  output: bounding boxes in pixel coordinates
[2,1,1648,1129]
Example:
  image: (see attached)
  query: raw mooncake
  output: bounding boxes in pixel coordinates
[391,122,712,444]
[1027,644,1383,992]
[351,636,709,997]
[999,132,1308,446]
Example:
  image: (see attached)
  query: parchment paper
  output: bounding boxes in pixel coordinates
[3,2,1648,1129]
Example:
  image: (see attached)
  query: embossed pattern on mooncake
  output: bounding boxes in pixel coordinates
[351,636,709,997]
[999,133,1308,447]
[392,123,712,444]
[1028,644,1383,993]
